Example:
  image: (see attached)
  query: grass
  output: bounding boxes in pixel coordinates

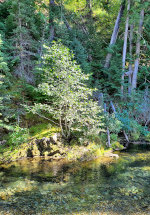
[29,122,60,139]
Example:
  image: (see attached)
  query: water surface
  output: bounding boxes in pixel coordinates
[0,147,150,215]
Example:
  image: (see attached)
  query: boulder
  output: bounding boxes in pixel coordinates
[14,135,66,160]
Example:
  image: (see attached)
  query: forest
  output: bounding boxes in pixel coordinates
[0,0,150,214]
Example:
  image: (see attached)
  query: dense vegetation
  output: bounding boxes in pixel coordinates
[0,0,150,153]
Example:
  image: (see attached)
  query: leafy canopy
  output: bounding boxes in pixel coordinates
[32,42,104,141]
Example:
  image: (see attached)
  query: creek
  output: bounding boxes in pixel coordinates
[0,145,150,215]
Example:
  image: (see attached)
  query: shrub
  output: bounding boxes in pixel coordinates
[8,126,29,148]
[145,133,150,142]
[111,141,124,150]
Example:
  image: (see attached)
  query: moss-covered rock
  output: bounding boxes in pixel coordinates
[0,134,67,164]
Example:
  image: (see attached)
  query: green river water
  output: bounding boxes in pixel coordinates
[0,145,150,215]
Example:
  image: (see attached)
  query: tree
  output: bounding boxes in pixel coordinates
[7,0,43,83]
[132,8,144,90]
[0,35,10,129]
[121,0,130,95]
[49,0,55,42]
[31,42,103,141]
[104,2,125,69]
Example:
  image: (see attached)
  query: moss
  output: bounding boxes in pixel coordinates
[32,143,41,156]
[0,122,116,164]
[29,123,60,139]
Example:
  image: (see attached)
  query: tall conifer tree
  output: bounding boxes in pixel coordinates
[7,0,42,83]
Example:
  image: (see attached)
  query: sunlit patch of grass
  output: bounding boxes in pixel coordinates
[66,142,111,161]
[29,123,60,139]
[87,143,110,157]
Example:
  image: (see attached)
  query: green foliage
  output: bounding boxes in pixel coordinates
[107,113,122,133]
[0,38,8,73]
[111,141,124,150]
[110,133,118,142]
[0,36,11,129]
[145,133,150,142]
[86,134,102,145]
[7,126,29,148]
[0,0,149,150]
[99,133,107,146]
[0,75,12,130]
[0,34,8,73]
[131,132,140,141]
[29,122,60,139]
[2,0,45,82]
[31,42,104,141]
[116,92,149,140]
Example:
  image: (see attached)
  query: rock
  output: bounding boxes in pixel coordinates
[43,151,49,157]
[32,143,40,156]
[0,140,6,146]
[0,133,68,163]
[26,148,33,157]
[104,151,119,159]
[51,133,58,142]
[14,134,66,160]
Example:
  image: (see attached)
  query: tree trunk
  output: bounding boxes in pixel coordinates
[49,0,55,43]
[104,3,125,69]
[86,0,92,9]
[121,0,130,95]
[128,24,134,94]
[18,3,24,75]
[132,9,144,90]
[63,15,71,31]
[98,93,103,107]
[104,103,111,147]
[110,101,116,112]
[86,0,92,14]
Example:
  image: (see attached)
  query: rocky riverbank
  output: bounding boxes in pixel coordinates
[0,133,118,165]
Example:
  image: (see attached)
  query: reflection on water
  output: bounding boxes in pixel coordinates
[0,148,150,215]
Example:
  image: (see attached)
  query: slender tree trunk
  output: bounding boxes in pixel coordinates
[18,3,23,74]
[86,0,92,15]
[49,0,55,42]
[132,9,144,90]
[128,24,134,94]
[86,0,92,9]
[110,101,116,112]
[63,15,71,31]
[104,3,125,69]
[104,103,111,147]
[121,0,130,95]
[38,19,47,58]
[98,93,104,107]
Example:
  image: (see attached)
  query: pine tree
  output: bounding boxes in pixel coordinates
[7,0,43,83]
[0,35,10,129]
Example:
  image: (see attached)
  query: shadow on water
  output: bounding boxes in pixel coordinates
[0,147,150,214]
